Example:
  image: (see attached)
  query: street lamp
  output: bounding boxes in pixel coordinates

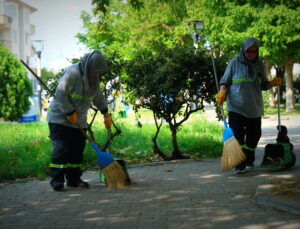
[189,21,219,95]
[188,20,204,50]
[32,40,44,117]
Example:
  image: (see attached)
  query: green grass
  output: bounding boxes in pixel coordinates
[264,103,300,116]
[0,111,223,182]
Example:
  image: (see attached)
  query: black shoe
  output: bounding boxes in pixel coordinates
[234,168,247,174]
[52,183,64,191]
[67,180,89,188]
[246,163,254,169]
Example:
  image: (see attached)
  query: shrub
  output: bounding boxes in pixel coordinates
[0,45,32,121]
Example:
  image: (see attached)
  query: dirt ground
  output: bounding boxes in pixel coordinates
[271,178,300,202]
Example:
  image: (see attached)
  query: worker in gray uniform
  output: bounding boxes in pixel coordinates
[47,50,112,191]
[216,38,282,174]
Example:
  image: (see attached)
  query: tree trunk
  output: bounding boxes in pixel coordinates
[169,123,189,159]
[265,61,276,108]
[285,58,296,112]
[152,113,169,160]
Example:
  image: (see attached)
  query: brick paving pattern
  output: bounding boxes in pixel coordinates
[0,116,299,229]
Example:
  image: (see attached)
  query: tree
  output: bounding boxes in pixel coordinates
[189,0,300,112]
[124,44,226,160]
[78,0,190,60]
[0,45,32,121]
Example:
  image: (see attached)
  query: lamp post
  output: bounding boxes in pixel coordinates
[188,20,204,50]
[32,40,44,117]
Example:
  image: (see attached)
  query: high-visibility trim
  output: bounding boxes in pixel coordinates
[232,78,254,84]
[47,108,52,112]
[50,163,68,168]
[67,163,82,168]
[241,145,255,151]
[69,93,93,101]
[50,163,82,168]
[69,93,83,99]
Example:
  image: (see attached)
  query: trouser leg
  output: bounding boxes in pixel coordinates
[244,116,262,165]
[48,123,72,186]
[228,112,246,170]
[66,128,86,184]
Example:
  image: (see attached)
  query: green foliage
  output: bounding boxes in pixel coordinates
[0,115,223,181]
[124,44,225,118]
[123,44,226,157]
[0,45,32,121]
[193,0,300,64]
[41,68,56,84]
[78,0,190,60]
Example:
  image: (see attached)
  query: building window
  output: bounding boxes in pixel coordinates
[4,3,12,17]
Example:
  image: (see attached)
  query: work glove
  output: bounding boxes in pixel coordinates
[67,111,77,124]
[272,77,282,87]
[216,90,227,105]
[103,113,113,129]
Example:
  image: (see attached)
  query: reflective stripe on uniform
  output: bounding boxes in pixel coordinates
[240,145,256,151]
[50,163,82,168]
[69,93,94,101]
[232,78,254,84]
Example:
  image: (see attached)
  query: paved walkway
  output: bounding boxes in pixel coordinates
[0,116,299,229]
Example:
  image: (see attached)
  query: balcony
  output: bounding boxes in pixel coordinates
[0,14,12,30]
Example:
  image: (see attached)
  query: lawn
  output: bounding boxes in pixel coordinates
[0,109,223,182]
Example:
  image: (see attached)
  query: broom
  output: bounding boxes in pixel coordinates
[209,51,246,171]
[20,59,128,188]
[76,124,128,188]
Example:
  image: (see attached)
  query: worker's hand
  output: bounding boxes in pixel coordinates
[67,111,77,124]
[103,113,112,129]
[216,90,227,105]
[272,77,282,87]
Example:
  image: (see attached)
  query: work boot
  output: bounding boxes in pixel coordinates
[51,183,64,191]
[234,161,246,174]
[67,180,89,188]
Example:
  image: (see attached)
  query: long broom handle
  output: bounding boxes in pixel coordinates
[20,59,55,96]
[20,59,102,140]
[209,50,226,124]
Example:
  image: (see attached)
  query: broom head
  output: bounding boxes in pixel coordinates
[221,123,246,171]
[102,161,128,188]
[221,136,246,171]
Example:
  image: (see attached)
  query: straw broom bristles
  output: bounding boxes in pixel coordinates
[221,136,246,171]
[102,161,128,188]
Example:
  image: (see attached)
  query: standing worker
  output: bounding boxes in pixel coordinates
[47,50,113,191]
[216,38,282,174]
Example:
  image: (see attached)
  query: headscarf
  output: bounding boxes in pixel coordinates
[80,50,108,95]
[237,37,259,76]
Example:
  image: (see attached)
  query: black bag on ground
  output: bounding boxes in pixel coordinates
[261,125,296,169]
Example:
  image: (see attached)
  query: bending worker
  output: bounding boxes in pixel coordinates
[47,50,113,191]
[216,37,282,174]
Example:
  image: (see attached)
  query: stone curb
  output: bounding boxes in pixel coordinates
[255,184,300,214]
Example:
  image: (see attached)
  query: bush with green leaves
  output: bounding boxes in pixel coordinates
[0,45,32,121]
[124,44,226,160]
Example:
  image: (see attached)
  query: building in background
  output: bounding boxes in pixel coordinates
[0,0,40,122]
